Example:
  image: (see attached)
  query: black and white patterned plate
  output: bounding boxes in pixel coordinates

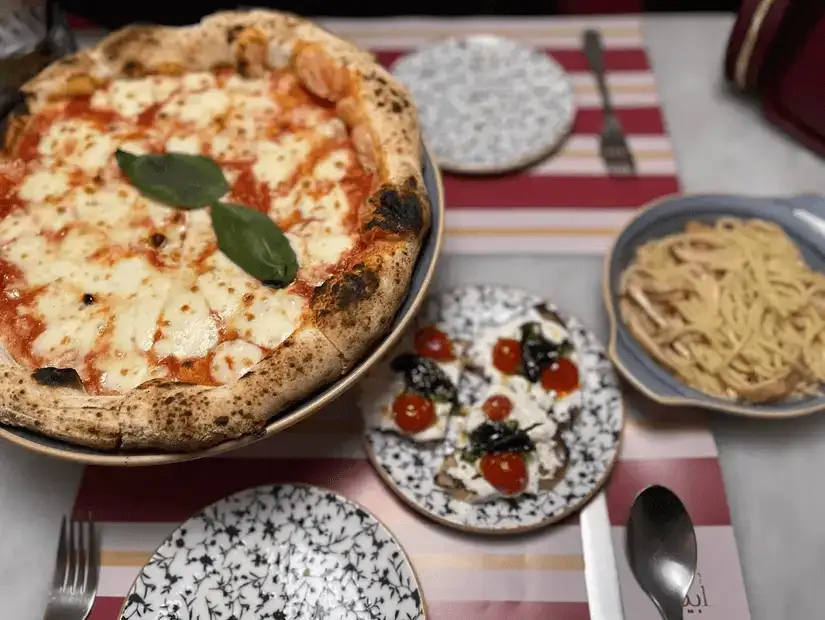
[391,36,575,174]
[120,484,425,620]
[362,285,624,534]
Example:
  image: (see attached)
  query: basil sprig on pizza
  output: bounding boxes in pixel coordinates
[0,10,430,451]
[116,149,298,287]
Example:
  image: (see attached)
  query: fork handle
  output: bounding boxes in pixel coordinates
[583,29,614,115]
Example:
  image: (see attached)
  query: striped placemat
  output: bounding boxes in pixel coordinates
[74,393,750,620]
[67,17,747,620]
[348,16,679,255]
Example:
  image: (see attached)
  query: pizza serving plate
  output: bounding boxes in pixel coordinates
[0,143,443,465]
[0,11,445,465]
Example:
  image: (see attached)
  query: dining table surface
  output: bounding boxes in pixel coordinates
[2,13,824,620]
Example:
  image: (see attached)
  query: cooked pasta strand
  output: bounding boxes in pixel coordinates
[619,218,825,403]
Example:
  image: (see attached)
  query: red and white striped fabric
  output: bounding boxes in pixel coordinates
[67,17,748,620]
[349,17,680,255]
[74,395,751,620]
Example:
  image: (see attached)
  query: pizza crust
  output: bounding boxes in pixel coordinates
[0,9,428,452]
[0,366,120,449]
[118,326,345,449]
[312,239,421,365]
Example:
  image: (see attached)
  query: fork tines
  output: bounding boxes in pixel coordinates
[46,516,99,620]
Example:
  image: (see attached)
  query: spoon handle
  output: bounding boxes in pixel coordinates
[658,598,684,620]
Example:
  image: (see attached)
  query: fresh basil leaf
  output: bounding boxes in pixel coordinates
[211,201,298,286]
[115,149,230,209]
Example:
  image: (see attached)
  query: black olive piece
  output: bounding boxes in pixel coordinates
[466,420,537,457]
[520,321,571,383]
[81,293,95,305]
[148,233,167,248]
[390,353,458,404]
[32,367,83,390]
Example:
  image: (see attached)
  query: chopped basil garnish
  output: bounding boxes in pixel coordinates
[520,321,573,383]
[115,149,230,209]
[390,353,458,404]
[115,150,297,287]
[462,420,539,461]
[211,201,298,287]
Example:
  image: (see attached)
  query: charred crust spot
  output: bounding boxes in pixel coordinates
[81,293,95,305]
[122,60,145,77]
[237,57,250,76]
[32,367,83,390]
[214,416,229,427]
[366,185,424,235]
[391,101,403,114]
[227,24,245,43]
[319,265,379,310]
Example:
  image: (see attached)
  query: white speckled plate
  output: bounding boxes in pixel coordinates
[120,484,426,620]
[391,36,576,174]
[361,285,624,535]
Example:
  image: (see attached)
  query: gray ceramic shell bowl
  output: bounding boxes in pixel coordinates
[603,193,825,418]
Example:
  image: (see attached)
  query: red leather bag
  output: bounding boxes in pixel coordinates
[725,0,825,157]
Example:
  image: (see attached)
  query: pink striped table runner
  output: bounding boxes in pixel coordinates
[68,17,749,620]
[350,16,679,255]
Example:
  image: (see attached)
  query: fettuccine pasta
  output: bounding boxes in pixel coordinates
[619,218,825,403]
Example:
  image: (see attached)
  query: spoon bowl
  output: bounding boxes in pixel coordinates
[626,485,697,620]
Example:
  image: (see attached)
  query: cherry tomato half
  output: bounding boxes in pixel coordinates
[540,358,579,397]
[392,392,436,434]
[492,338,522,375]
[481,394,513,421]
[414,325,456,362]
[480,452,528,496]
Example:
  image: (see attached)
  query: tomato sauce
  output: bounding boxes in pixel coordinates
[0,259,44,370]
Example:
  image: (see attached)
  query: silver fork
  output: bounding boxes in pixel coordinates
[583,29,637,177]
[44,516,99,620]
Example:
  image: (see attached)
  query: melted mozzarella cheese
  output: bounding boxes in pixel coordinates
[224,75,269,94]
[92,76,180,118]
[18,169,70,202]
[29,284,109,365]
[252,134,313,189]
[0,209,39,244]
[110,273,173,353]
[166,135,201,155]
[195,251,258,321]
[182,72,217,92]
[71,183,140,230]
[286,223,352,283]
[229,288,305,349]
[161,88,230,128]
[97,350,159,393]
[314,149,351,182]
[30,201,76,233]
[153,283,219,359]
[210,339,263,384]
[38,120,115,175]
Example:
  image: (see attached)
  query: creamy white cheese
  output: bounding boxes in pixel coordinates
[360,331,462,442]
[468,313,583,424]
[440,382,567,503]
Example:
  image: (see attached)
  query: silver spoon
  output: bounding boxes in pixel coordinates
[626,485,697,620]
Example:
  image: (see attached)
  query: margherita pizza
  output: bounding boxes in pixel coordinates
[0,10,430,450]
